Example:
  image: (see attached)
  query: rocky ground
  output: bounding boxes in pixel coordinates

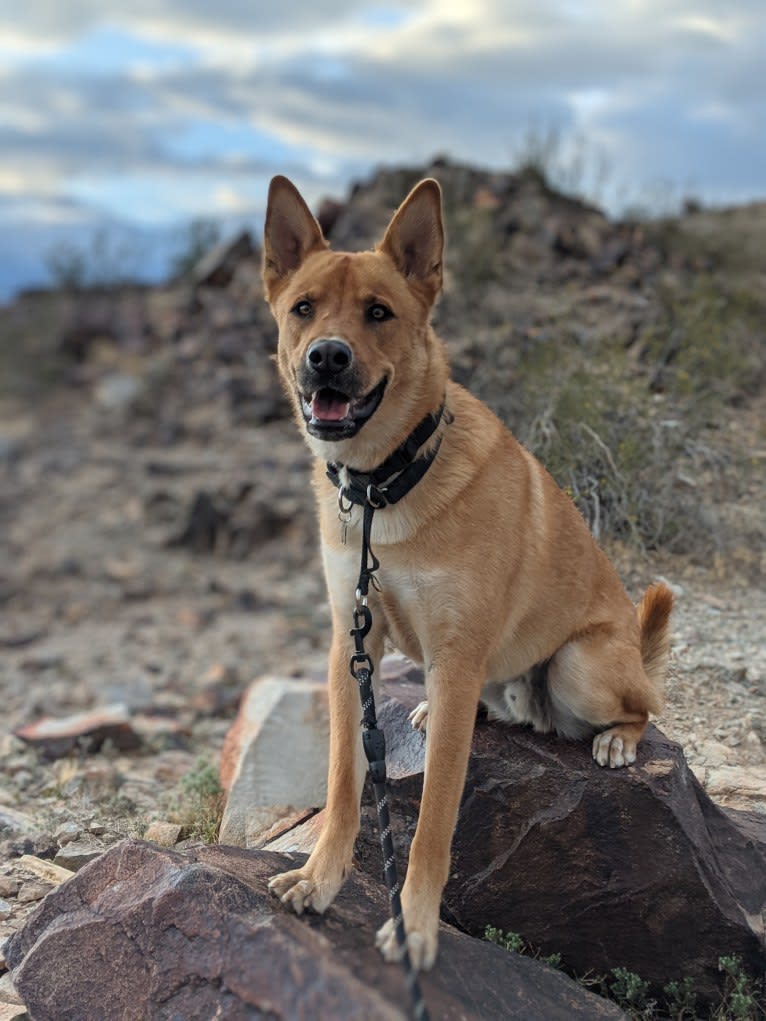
[0,159,763,1011]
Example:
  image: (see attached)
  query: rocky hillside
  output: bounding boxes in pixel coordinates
[0,158,764,1006]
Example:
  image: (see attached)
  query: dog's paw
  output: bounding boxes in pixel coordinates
[409,700,429,732]
[375,913,438,971]
[268,867,340,915]
[592,728,637,768]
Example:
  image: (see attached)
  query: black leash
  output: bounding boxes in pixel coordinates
[328,402,449,1021]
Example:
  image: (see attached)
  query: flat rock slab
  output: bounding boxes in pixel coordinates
[13,705,141,759]
[219,676,329,847]
[5,840,626,1021]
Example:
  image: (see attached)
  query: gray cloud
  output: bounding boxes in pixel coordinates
[0,0,764,297]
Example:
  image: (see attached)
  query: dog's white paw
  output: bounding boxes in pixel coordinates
[592,729,637,768]
[375,914,438,971]
[409,700,429,732]
[268,867,340,915]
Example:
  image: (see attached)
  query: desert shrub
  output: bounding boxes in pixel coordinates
[639,275,765,407]
[172,758,224,843]
[486,925,766,1019]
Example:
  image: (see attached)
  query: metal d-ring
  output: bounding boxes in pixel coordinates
[337,488,354,518]
[366,483,387,508]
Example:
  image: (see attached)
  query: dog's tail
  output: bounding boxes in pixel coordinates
[637,582,674,712]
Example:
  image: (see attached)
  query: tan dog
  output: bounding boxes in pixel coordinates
[262,174,673,971]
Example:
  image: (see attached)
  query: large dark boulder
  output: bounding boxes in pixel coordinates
[349,677,766,1004]
[5,840,625,1021]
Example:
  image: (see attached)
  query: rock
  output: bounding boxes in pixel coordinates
[5,840,626,1021]
[190,231,254,288]
[53,840,104,872]
[16,883,49,905]
[695,763,766,811]
[0,899,11,920]
[14,705,142,759]
[93,372,141,411]
[316,197,346,237]
[0,1005,28,1021]
[17,856,73,886]
[219,676,329,847]
[0,876,20,898]
[143,821,183,847]
[370,677,766,1003]
[55,822,81,847]
[256,667,766,1004]
[219,655,421,848]
[263,809,324,854]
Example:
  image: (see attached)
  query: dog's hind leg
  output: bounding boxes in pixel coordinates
[547,630,661,769]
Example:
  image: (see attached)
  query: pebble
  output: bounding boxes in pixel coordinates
[55,822,81,847]
[0,876,20,898]
[143,821,183,847]
[53,841,104,872]
[16,882,50,904]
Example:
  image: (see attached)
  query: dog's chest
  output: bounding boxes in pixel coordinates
[377,561,459,663]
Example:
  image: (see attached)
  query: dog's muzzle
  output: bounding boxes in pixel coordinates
[299,378,388,440]
[298,338,386,440]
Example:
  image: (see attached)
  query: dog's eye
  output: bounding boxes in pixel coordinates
[292,300,313,318]
[367,303,393,323]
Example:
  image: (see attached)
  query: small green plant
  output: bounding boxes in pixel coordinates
[609,966,655,1017]
[717,955,765,1020]
[174,758,224,843]
[484,923,766,1019]
[663,975,698,1018]
[484,925,561,968]
[485,925,527,954]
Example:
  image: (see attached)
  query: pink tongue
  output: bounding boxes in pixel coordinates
[312,393,351,422]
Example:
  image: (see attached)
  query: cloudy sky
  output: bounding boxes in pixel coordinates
[1,0,764,298]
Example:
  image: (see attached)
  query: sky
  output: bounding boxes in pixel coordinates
[1,0,765,299]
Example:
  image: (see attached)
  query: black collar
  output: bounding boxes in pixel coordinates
[326,401,449,509]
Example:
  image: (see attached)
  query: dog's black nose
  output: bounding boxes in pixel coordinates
[306,339,353,376]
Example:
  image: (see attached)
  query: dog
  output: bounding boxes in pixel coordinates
[261,174,673,972]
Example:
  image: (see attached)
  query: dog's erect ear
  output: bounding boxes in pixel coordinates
[263,176,327,298]
[378,179,444,302]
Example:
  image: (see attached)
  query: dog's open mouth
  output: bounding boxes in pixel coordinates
[300,378,387,439]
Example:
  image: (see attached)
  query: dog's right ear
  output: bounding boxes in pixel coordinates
[262,176,327,299]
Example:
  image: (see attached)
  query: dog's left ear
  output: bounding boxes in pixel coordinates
[379,179,444,304]
[263,175,327,300]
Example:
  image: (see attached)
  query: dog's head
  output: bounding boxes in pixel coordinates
[262,175,448,468]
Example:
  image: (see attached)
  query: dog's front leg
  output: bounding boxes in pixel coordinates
[268,619,383,914]
[376,658,483,970]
